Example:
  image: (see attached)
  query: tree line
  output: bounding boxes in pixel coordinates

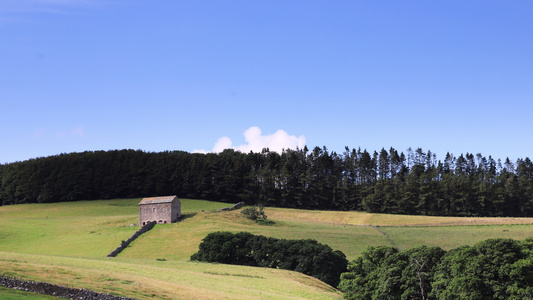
[1,146,532,217]
[338,238,533,299]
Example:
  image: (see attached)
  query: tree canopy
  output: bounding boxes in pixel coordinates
[190,231,348,286]
[338,238,533,300]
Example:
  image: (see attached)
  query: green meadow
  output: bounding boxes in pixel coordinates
[0,287,59,300]
[1,198,533,299]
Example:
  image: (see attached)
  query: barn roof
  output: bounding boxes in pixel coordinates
[139,195,178,205]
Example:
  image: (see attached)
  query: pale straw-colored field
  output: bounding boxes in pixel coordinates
[264,207,533,227]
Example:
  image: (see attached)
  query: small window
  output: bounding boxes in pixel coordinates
[153,207,156,213]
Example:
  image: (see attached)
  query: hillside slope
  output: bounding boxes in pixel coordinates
[1,198,533,298]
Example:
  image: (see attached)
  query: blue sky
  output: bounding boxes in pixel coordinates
[1,0,532,164]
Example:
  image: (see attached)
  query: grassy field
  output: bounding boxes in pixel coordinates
[0,252,341,299]
[121,209,389,261]
[0,199,231,258]
[265,207,533,227]
[0,287,59,300]
[1,198,533,299]
[380,224,533,250]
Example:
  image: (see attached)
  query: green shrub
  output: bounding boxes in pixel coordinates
[241,205,267,221]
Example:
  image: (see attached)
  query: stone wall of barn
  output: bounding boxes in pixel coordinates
[171,199,181,221]
[139,202,173,225]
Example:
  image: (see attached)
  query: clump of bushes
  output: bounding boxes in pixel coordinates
[190,231,347,286]
[241,205,274,225]
[241,205,267,221]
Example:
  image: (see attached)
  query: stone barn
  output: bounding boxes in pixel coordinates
[139,195,181,225]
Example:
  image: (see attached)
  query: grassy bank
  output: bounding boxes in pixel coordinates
[0,252,342,299]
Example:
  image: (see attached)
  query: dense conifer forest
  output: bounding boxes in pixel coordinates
[1,147,532,217]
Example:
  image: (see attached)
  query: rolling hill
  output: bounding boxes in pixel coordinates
[1,198,533,299]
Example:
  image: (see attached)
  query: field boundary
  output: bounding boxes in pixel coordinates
[370,225,401,250]
[0,276,135,300]
[107,221,156,257]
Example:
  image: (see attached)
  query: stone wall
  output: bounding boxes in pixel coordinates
[171,199,181,221]
[0,276,136,299]
[139,203,170,225]
[218,201,245,211]
[138,197,181,225]
[107,221,156,257]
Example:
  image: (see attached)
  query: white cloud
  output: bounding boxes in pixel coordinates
[194,126,306,154]
[212,136,232,153]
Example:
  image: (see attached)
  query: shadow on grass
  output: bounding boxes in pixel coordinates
[178,213,197,222]
[256,219,276,226]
